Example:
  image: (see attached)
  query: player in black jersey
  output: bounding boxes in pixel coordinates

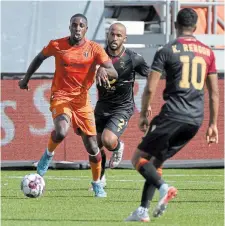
[126,8,219,222]
[95,23,150,186]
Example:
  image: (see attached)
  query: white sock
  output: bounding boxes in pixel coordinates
[159,183,169,193]
[93,179,100,183]
[138,206,148,212]
[46,149,54,156]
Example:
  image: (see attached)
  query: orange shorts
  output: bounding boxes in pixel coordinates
[49,97,96,136]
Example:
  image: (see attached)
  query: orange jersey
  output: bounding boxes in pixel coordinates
[42,37,110,100]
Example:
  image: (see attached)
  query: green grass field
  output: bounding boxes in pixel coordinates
[1,169,224,226]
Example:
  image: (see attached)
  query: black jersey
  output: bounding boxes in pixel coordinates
[95,47,150,116]
[151,35,217,126]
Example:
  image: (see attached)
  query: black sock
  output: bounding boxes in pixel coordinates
[110,140,121,152]
[139,162,164,189]
[141,182,156,209]
[100,149,106,179]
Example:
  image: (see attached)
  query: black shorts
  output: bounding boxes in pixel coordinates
[95,112,131,138]
[138,115,200,162]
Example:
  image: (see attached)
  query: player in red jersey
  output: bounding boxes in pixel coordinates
[19,13,118,198]
[125,8,219,221]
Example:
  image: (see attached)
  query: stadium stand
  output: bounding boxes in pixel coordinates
[104,0,224,72]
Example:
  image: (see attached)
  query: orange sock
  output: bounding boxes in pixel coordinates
[135,157,149,171]
[135,158,163,177]
[47,134,61,152]
[90,161,102,181]
[157,167,163,177]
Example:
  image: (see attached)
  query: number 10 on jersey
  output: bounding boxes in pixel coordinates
[179,56,206,90]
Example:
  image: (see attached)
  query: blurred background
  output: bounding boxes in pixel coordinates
[1,0,224,169]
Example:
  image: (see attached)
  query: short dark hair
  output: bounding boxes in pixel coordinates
[177,8,198,27]
[70,13,88,24]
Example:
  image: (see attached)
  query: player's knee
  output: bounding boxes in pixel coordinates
[102,136,117,151]
[55,129,67,141]
[86,143,99,156]
[55,132,65,142]
[91,146,99,155]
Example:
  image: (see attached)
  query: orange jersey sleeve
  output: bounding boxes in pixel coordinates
[93,42,111,65]
[42,40,56,57]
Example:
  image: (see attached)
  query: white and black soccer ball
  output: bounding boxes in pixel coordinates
[21,173,45,198]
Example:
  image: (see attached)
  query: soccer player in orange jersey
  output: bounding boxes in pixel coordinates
[18,13,118,198]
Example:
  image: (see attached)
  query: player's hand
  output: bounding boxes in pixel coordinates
[96,67,110,88]
[147,105,152,117]
[18,79,29,90]
[139,116,149,133]
[206,124,218,146]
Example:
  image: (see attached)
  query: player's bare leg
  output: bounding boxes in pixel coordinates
[37,114,70,176]
[81,132,107,198]
[102,129,124,168]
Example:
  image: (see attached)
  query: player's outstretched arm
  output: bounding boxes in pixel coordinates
[18,52,49,90]
[96,62,118,87]
[100,61,118,79]
[205,73,219,145]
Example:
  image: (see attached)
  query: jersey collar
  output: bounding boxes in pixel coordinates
[106,46,126,58]
[67,37,87,47]
[178,35,196,39]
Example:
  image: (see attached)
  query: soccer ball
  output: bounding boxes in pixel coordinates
[21,173,45,198]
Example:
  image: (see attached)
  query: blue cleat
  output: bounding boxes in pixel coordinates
[37,149,53,177]
[88,174,107,191]
[91,181,107,198]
